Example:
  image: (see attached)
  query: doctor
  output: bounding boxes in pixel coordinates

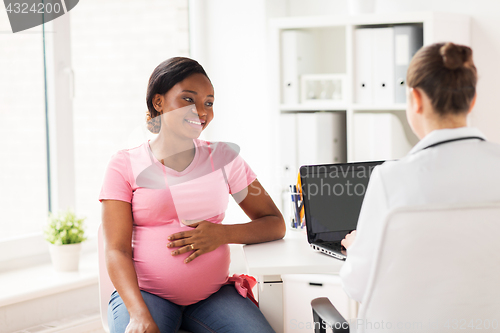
[339,42,500,303]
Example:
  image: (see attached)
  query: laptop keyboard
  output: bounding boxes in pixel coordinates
[319,241,343,251]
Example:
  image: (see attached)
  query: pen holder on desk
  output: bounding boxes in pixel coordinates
[289,185,305,229]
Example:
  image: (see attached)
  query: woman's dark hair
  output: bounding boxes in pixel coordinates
[407,42,477,116]
[146,57,210,133]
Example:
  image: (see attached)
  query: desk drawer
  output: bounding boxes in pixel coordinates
[283,274,356,333]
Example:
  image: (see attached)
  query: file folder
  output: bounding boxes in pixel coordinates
[355,27,395,104]
[281,30,314,104]
[353,112,414,161]
[372,27,395,104]
[354,28,373,104]
[280,112,298,189]
[297,113,321,165]
[394,25,424,103]
[296,112,346,167]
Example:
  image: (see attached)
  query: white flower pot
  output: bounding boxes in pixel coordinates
[349,0,376,14]
[49,243,82,272]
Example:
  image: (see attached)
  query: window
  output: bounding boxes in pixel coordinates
[0,0,189,266]
[0,20,48,241]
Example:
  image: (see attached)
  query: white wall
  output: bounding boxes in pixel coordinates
[189,0,284,223]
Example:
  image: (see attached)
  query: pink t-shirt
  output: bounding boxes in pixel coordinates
[98,139,257,305]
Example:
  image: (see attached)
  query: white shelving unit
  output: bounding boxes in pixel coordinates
[271,12,471,196]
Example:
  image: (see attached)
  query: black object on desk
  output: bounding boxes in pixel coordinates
[300,161,384,260]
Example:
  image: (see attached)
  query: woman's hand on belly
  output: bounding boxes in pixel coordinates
[167,221,227,263]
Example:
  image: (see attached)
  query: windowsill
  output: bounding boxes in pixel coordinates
[0,251,99,308]
[0,235,98,273]
[0,244,246,309]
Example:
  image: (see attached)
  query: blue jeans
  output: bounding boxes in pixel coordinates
[108,285,275,333]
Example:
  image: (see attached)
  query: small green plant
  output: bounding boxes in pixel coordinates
[44,209,87,245]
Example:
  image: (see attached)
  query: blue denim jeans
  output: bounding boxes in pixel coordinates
[108,285,275,333]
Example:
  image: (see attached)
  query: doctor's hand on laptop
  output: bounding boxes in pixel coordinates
[341,230,357,249]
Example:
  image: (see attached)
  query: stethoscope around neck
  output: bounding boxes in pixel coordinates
[421,136,485,150]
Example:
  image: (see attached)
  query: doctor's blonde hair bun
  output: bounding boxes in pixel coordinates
[407,42,477,115]
[440,42,474,70]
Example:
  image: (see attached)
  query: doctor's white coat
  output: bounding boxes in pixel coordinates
[340,127,500,303]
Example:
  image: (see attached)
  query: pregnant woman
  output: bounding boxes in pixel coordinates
[99,57,285,333]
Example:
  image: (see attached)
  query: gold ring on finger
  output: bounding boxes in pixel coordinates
[189,244,194,251]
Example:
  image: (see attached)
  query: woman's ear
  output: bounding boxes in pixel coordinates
[410,87,424,114]
[406,87,425,140]
[153,94,164,112]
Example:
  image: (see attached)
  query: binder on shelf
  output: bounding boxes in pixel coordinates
[297,113,319,165]
[372,27,395,105]
[355,25,423,105]
[353,112,413,161]
[296,112,347,167]
[354,28,373,104]
[394,25,424,103]
[321,112,347,163]
[280,112,298,190]
[281,30,314,105]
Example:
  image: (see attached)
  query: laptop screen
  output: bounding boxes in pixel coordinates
[300,161,384,244]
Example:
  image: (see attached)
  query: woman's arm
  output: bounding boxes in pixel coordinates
[102,200,160,333]
[223,179,286,244]
[168,179,286,263]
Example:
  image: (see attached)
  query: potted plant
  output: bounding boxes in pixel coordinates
[44,209,87,272]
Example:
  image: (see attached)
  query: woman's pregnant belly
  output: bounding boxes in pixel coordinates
[132,223,230,306]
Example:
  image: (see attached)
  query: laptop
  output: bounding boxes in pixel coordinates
[300,161,385,260]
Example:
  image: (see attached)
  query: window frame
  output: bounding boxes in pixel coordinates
[0,15,79,270]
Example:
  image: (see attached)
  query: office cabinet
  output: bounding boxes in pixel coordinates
[282,274,356,333]
[272,12,471,193]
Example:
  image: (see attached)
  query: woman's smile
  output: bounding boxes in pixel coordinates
[185,118,204,130]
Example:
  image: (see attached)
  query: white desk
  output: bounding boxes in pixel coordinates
[243,228,345,333]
